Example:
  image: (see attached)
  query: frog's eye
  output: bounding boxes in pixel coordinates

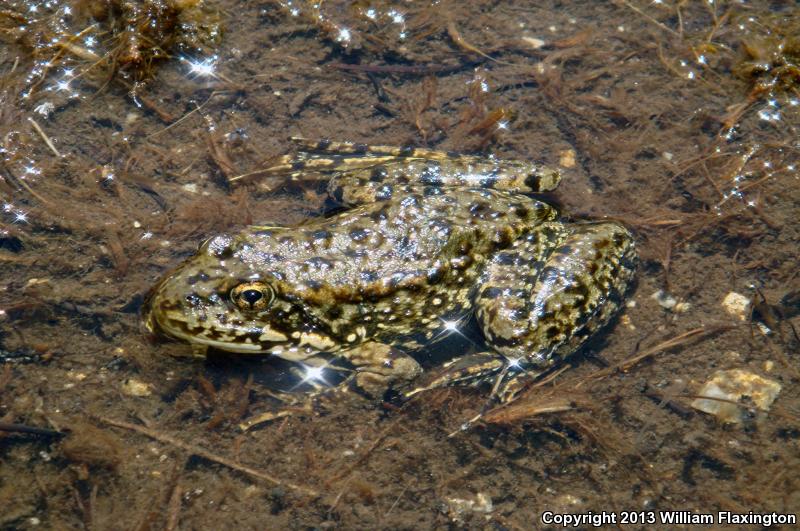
[230,282,274,312]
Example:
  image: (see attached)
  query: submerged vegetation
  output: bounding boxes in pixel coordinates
[0,0,222,103]
[0,0,799,528]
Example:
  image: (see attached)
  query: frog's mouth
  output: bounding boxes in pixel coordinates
[145,302,284,354]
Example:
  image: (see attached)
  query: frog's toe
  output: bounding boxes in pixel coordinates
[239,399,314,431]
[403,351,507,399]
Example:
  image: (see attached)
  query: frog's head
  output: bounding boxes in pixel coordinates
[143,234,336,356]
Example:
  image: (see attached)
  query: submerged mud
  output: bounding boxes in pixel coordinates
[1,0,799,528]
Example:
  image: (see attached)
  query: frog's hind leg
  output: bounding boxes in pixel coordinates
[476,221,637,400]
[233,137,562,197]
[290,137,457,159]
[406,222,635,430]
[403,223,574,400]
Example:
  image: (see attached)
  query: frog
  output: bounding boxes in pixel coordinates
[143,137,637,425]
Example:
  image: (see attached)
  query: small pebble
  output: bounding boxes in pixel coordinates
[559,149,576,168]
[722,291,750,321]
[521,36,546,49]
[121,378,153,397]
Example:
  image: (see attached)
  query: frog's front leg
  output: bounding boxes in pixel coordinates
[269,343,421,399]
[341,341,423,398]
[240,344,421,431]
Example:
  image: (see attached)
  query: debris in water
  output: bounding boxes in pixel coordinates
[445,492,493,524]
[691,369,781,424]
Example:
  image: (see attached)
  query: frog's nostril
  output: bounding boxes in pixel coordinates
[241,289,263,305]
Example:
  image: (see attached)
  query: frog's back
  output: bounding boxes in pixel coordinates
[234,187,555,336]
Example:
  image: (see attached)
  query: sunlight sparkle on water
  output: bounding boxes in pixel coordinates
[443,320,460,332]
[304,366,325,381]
[184,56,218,78]
[336,27,352,43]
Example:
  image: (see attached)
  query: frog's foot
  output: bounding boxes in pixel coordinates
[405,351,540,401]
[404,351,540,431]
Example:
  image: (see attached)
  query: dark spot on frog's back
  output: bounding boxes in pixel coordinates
[493,227,514,248]
[316,139,332,150]
[186,272,210,285]
[469,201,489,216]
[370,166,387,182]
[349,228,370,242]
[305,257,335,270]
[593,238,610,250]
[369,204,391,222]
[494,252,517,266]
[375,185,393,201]
[185,293,203,307]
[311,230,332,241]
[481,286,504,299]
[423,186,444,197]
[427,266,445,284]
[344,248,369,258]
[420,163,442,185]
[360,270,379,282]
[557,244,573,256]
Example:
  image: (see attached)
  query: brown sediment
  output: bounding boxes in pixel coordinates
[0,0,799,529]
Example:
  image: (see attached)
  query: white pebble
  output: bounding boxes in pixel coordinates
[722,291,750,321]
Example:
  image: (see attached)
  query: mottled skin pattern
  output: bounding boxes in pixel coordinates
[144,138,637,406]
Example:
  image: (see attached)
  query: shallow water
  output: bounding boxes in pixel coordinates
[1,0,799,528]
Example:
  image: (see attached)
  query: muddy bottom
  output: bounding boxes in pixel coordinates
[1,0,799,529]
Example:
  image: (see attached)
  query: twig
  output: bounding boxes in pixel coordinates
[446,20,509,65]
[165,481,182,531]
[0,421,65,438]
[621,0,680,37]
[328,61,477,76]
[577,325,735,387]
[93,415,319,497]
[147,91,218,139]
[384,484,409,517]
[28,117,63,157]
